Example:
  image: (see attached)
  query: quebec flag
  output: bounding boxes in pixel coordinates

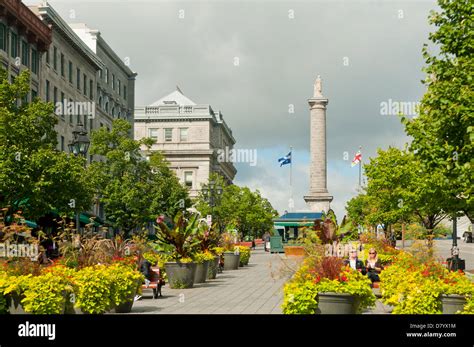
[278,152,292,167]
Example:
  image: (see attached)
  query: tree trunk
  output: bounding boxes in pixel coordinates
[426,229,434,258]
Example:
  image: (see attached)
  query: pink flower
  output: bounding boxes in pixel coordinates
[156,216,165,224]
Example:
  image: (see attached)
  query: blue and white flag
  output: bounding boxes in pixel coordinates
[278,152,292,167]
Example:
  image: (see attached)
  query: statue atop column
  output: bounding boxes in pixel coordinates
[314,75,322,97]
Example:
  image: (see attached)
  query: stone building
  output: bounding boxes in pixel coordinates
[134,88,237,197]
[0,0,51,100]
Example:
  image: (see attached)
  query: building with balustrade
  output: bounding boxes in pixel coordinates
[134,88,237,197]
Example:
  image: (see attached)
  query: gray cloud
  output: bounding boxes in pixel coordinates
[39,0,437,219]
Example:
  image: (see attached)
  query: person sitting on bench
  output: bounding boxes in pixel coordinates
[135,255,153,301]
[365,248,383,284]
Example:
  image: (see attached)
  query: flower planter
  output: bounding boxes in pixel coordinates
[237,242,253,247]
[223,252,240,270]
[316,292,359,314]
[284,246,306,257]
[208,257,220,279]
[194,261,210,284]
[165,262,197,289]
[441,294,467,314]
[115,299,134,313]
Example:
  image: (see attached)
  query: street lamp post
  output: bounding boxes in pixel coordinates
[68,123,90,234]
[201,180,223,226]
[448,214,465,271]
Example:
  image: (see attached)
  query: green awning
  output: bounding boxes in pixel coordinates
[79,214,101,227]
[274,222,314,227]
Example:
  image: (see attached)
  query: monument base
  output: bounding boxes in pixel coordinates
[304,194,333,213]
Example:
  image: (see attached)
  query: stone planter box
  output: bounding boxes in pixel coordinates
[194,261,210,284]
[441,294,467,314]
[223,252,240,270]
[284,246,306,257]
[165,262,197,289]
[316,292,359,314]
[7,293,26,314]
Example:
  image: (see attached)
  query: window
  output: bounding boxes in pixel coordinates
[149,128,158,140]
[89,118,93,131]
[184,171,193,188]
[69,98,73,123]
[83,74,87,95]
[124,86,127,100]
[89,80,93,99]
[0,24,6,51]
[99,69,102,79]
[21,41,29,67]
[60,92,65,119]
[164,128,173,142]
[31,89,37,100]
[105,68,108,83]
[53,46,57,70]
[60,136,65,152]
[76,68,80,89]
[68,61,73,83]
[179,128,188,142]
[10,32,18,58]
[45,48,49,64]
[112,74,115,90]
[45,80,50,102]
[60,53,65,77]
[31,49,38,74]
[53,86,58,106]
[118,79,121,94]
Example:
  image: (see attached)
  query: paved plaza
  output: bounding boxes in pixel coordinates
[130,240,473,314]
[131,247,297,314]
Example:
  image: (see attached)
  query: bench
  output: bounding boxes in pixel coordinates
[142,267,165,299]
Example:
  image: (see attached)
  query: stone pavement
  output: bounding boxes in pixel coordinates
[130,247,298,314]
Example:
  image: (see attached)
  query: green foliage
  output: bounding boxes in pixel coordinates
[73,265,113,314]
[154,212,201,260]
[196,173,278,237]
[108,263,143,306]
[282,281,319,314]
[89,120,190,235]
[235,245,251,265]
[194,251,215,263]
[0,69,93,222]
[402,0,473,221]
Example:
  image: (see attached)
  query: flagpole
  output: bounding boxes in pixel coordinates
[290,146,293,211]
[358,145,362,188]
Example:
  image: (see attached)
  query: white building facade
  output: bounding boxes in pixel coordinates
[134,89,237,197]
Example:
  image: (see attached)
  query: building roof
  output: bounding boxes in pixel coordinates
[151,89,196,106]
[274,211,323,221]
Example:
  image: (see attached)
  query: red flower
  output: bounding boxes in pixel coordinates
[340,275,348,282]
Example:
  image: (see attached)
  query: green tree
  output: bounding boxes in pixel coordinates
[363,147,448,249]
[402,0,474,226]
[0,69,93,222]
[195,174,277,238]
[89,119,190,235]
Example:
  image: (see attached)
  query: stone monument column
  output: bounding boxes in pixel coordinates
[304,75,333,212]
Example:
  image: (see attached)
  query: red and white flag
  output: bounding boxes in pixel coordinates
[351,150,362,167]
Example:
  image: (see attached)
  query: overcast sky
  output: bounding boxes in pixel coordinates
[29,0,438,221]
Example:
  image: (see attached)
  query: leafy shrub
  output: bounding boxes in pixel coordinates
[73,265,113,314]
[235,246,251,265]
[282,281,319,314]
[194,251,215,263]
[107,263,143,307]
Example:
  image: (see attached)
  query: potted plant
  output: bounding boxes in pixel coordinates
[282,256,376,314]
[438,270,474,314]
[194,221,221,280]
[155,212,201,289]
[209,247,224,279]
[235,245,251,266]
[108,262,144,313]
[193,251,214,283]
[73,265,114,314]
[220,232,240,270]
